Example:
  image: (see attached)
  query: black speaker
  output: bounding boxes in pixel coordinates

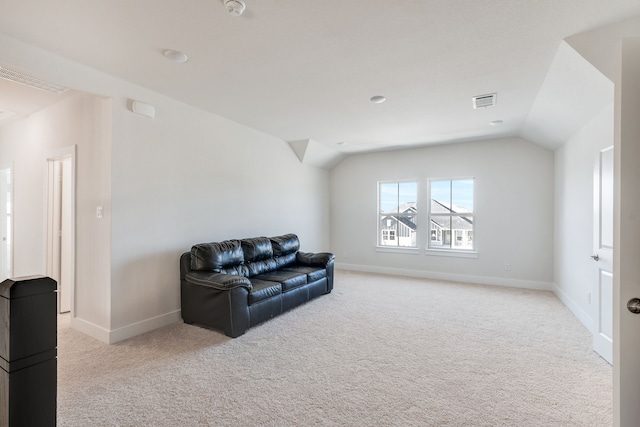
[0,276,57,427]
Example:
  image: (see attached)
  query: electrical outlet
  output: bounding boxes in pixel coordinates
[504,263,511,271]
[588,292,591,304]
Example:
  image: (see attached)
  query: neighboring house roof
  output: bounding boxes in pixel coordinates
[430,199,473,231]
[430,216,473,231]
[381,202,417,231]
[381,200,473,232]
[396,216,417,231]
[381,214,417,231]
[382,202,416,214]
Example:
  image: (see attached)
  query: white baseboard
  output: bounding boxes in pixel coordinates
[336,262,554,291]
[108,310,182,344]
[70,316,111,344]
[70,310,182,344]
[552,283,594,333]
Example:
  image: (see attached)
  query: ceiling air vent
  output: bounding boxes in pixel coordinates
[472,93,497,109]
[0,65,68,94]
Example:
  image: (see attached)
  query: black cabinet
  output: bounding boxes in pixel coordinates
[0,276,57,427]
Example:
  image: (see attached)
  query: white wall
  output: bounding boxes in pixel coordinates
[0,34,330,343]
[553,104,614,329]
[0,93,113,329]
[108,95,330,338]
[330,137,554,288]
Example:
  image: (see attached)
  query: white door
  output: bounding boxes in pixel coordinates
[0,165,11,280]
[593,146,614,364]
[614,37,640,426]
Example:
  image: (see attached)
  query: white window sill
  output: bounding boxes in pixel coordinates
[376,246,421,255]
[424,249,478,259]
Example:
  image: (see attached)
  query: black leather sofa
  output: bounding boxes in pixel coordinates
[179,233,335,338]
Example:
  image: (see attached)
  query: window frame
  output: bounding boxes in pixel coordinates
[427,177,476,253]
[377,180,418,249]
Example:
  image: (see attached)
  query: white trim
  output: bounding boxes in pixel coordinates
[337,263,553,291]
[70,316,111,343]
[71,310,182,344]
[0,162,14,279]
[376,246,420,254]
[552,282,594,333]
[44,145,76,319]
[108,310,182,344]
[424,249,478,259]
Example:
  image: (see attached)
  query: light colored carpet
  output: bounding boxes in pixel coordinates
[57,270,612,426]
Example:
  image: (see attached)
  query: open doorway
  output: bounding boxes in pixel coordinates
[46,148,75,315]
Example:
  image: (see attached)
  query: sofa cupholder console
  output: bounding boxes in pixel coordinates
[179,233,335,337]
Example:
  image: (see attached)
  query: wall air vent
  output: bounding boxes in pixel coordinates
[0,65,68,94]
[472,93,497,109]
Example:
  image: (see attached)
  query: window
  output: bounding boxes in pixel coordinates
[378,181,417,247]
[429,178,474,251]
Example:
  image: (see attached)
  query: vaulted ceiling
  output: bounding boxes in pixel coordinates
[1,1,639,153]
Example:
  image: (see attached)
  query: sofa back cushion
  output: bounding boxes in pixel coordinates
[191,240,244,272]
[241,237,273,262]
[241,237,277,277]
[270,234,300,256]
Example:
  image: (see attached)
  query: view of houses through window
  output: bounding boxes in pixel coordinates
[378,178,474,251]
[379,181,417,247]
[429,178,474,250]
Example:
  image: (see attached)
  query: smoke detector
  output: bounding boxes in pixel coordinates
[224,0,246,16]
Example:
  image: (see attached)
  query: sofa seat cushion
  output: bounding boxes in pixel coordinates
[253,270,307,292]
[246,258,278,277]
[185,271,251,291]
[248,279,282,305]
[282,266,326,283]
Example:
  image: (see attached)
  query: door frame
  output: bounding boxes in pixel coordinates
[45,146,76,316]
[0,162,13,280]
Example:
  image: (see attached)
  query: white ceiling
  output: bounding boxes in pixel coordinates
[1,1,639,153]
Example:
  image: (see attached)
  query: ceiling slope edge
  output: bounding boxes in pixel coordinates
[565,15,640,83]
[288,139,347,170]
[520,40,614,151]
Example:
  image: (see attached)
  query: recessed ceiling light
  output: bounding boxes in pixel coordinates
[163,49,189,63]
[224,0,246,16]
[489,120,504,126]
[370,95,386,104]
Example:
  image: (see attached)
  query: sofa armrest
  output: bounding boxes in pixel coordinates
[296,251,335,268]
[184,271,252,291]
